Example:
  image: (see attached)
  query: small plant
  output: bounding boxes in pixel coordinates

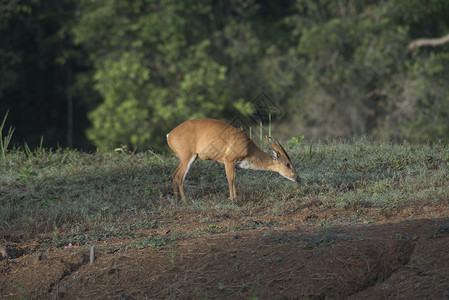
[130,235,170,250]
[0,110,15,163]
[196,224,223,235]
[148,149,165,163]
[16,282,25,300]
[393,232,405,240]
[427,226,449,239]
[167,245,178,271]
[240,282,250,291]
[145,185,162,197]
[287,135,305,147]
[16,167,38,180]
[317,218,330,227]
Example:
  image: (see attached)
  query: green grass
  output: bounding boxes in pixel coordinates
[0,110,15,163]
[0,139,448,245]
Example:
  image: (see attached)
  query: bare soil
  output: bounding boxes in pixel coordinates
[1,201,449,299]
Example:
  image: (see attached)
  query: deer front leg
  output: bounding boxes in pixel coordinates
[224,160,237,202]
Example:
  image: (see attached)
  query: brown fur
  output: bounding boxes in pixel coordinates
[167,119,300,202]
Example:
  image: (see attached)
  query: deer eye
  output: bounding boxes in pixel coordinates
[285,163,291,169]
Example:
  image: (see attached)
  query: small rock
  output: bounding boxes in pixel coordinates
[36,252,46,261]
[0,244,7,260]
[272,256,286,263]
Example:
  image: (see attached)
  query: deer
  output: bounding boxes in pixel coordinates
[166,118,300,202]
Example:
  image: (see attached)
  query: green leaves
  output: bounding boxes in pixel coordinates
[71,0,449,150]
[285,0,449,142]
[74,0,234,150]
[287,136,305,147]
[0,111,15,163]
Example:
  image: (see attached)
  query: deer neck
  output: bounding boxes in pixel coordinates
[237,144,275,171]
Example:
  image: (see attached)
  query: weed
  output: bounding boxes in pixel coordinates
[130,235,169,250]
[167,245,178,271]
[0,110,15,163]
[145,185,162,197]
[16,167,38,181]
[205,244,215,251]
[196,224,224,235]
[287,136,305,147]
[16,282,25,300]
[392,232,418,240]
[427,226,449,239]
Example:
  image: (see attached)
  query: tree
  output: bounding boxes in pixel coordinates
[74,0,232,151]
[0,0,94,148]
[5,0,445,149]
[281,0,449,142]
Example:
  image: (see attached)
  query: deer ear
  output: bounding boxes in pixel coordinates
[268,148,280,161]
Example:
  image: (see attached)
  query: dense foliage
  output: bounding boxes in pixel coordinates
[1,0,448,150]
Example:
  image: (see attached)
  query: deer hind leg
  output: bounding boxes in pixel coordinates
[173,154,197,201]
[172,165,182,201]
[224,160,237,202]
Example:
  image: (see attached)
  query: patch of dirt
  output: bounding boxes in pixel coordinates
[1,206,449,299]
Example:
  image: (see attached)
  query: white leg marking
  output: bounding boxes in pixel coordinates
[182,154,198,183]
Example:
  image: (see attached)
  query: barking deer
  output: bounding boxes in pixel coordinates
[167,119,300,202]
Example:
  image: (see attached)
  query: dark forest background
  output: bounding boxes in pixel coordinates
[1,0,448,151]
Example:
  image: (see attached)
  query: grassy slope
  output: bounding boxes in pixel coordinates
[0,140,448,247]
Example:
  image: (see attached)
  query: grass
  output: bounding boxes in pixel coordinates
[0,110,15,163]
[0,138,448,248]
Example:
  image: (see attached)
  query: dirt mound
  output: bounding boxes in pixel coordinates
[1,218,449,299]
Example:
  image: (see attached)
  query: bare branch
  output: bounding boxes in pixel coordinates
[408,33,449,51]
